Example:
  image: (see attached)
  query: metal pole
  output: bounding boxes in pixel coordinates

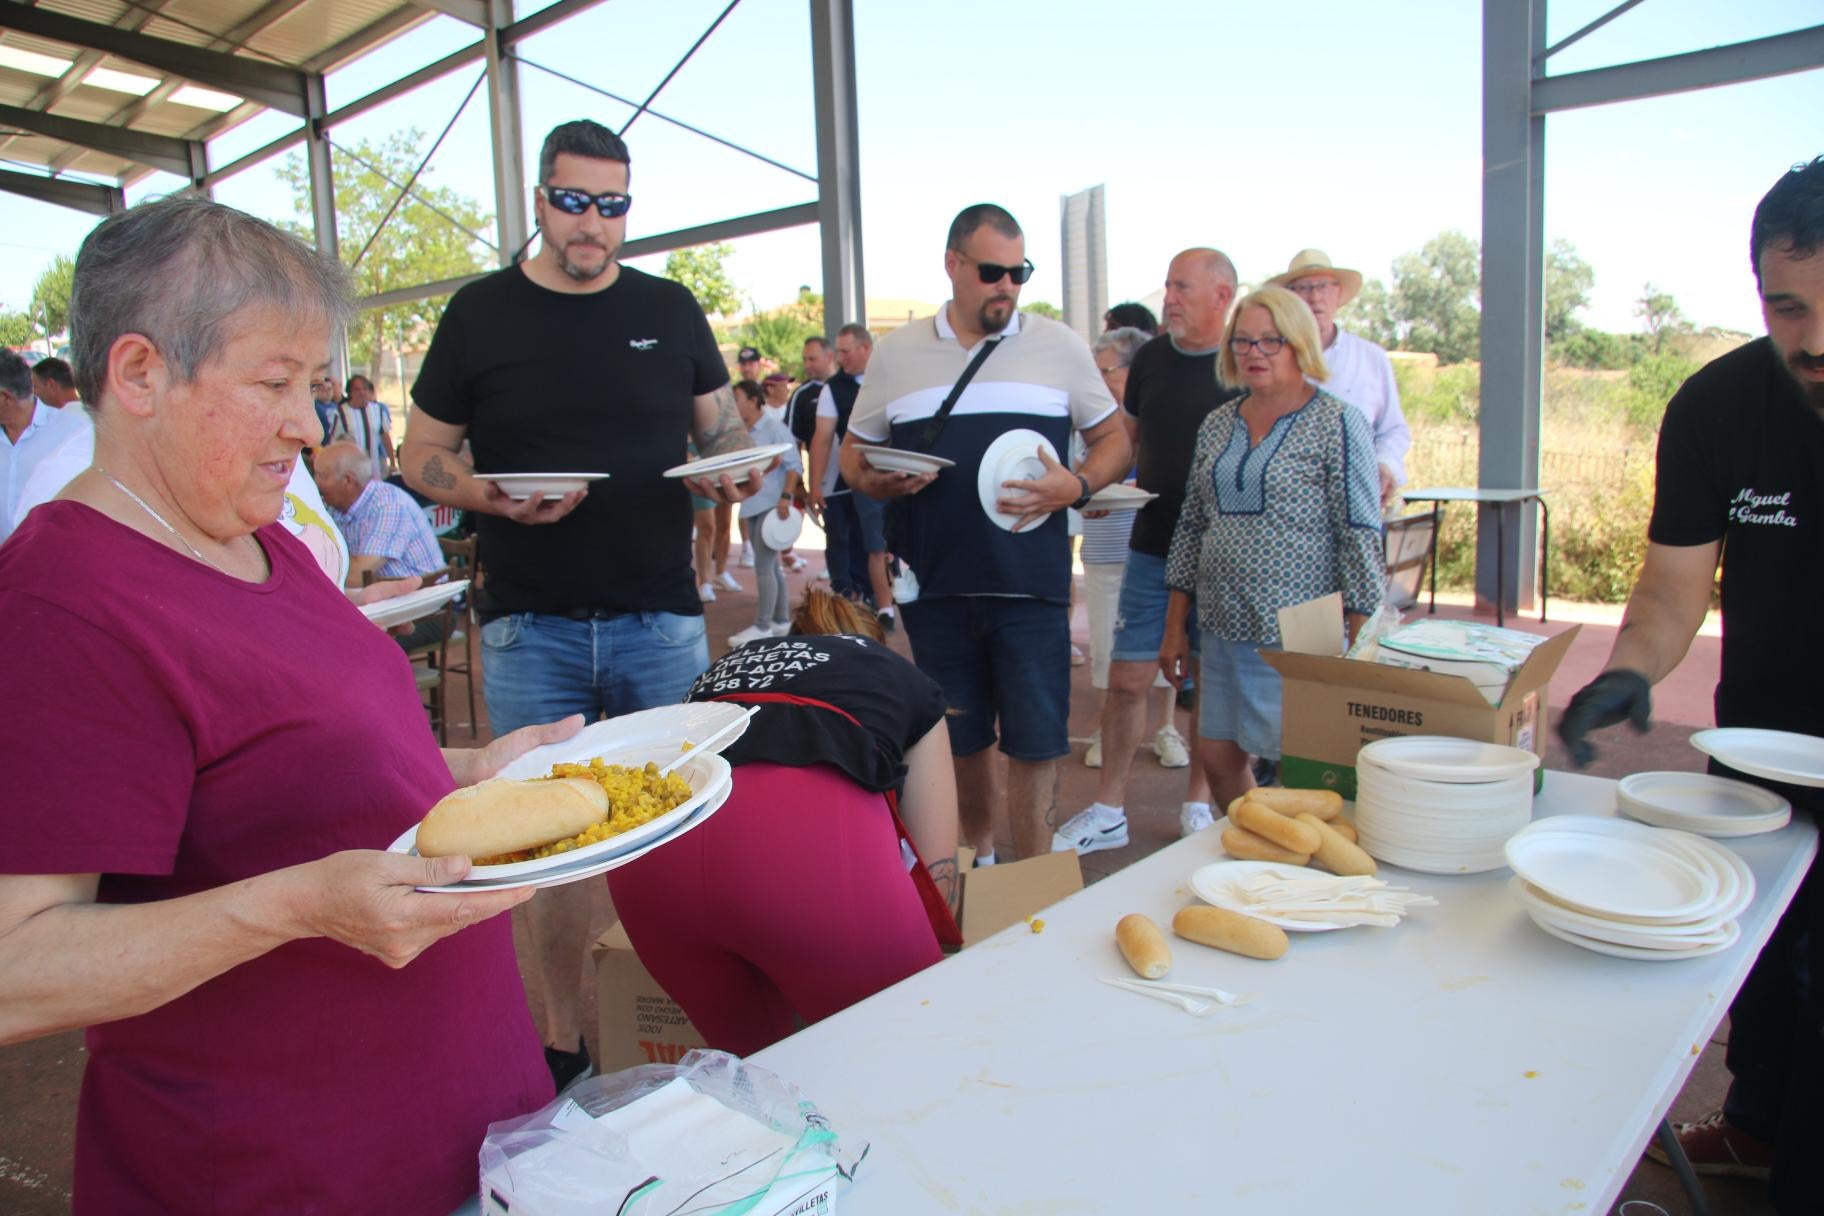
[304,72,338,262]
[485,0,528,266]
[1477,0,1544,615]
[809,0,864,335]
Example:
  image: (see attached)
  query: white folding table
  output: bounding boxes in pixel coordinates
[750,772,1815,1214]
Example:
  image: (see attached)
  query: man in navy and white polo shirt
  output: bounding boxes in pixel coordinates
[840,203,1131,861]
[1557,155,1824,1210]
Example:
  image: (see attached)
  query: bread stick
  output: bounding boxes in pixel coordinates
[1220,824,1311,866]
[1115,913,1172,979]
[1327,817,1358,844]
[1240,786,1343,821]
[1231,799,1323,855]
[1296,812,1377,876]
[1173,905,1289,960]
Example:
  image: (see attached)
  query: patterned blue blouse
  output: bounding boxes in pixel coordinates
[1165,388,1384,644]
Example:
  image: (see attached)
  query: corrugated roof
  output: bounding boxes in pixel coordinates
[0,0,434,188]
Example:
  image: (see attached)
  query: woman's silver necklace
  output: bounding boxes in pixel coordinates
[93,466,231,575]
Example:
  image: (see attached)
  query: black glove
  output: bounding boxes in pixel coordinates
[1557,669,1653,768]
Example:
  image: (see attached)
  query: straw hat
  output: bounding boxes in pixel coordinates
[1267,249,1363,307]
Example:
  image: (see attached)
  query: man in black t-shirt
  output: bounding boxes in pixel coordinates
[402,119,763,1091]
[1558,156,1824,1210]
[1053,248,1240,856]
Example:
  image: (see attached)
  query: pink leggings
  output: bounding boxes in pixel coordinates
[605,761,943,1057]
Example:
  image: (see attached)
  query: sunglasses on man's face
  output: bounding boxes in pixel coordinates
[540,186,633,218]
[957,251,1035,285]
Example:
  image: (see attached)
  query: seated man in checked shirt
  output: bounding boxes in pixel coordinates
[314,441,449,648]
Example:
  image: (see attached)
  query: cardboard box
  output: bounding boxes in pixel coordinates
[1259,594,1578,799]
[594,851,1082,1067]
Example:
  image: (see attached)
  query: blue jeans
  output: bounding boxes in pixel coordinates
[479,611,710,736]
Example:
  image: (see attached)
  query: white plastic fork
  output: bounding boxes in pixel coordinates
[658,706,759,777]
[1120,977,1253,1007]
[1100,977,1210,1014]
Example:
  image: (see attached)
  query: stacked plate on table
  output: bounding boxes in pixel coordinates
[1504,816,1753,961]
[1353,736,1540,874]
[1616,771,1791,837]
[389,703,750,893]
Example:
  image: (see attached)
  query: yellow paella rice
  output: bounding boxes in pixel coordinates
[528,760,695,859]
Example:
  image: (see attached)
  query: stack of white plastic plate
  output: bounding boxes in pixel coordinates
[1504,816,1753,960]
[1616,771,1791,838]
[1353,736,1540,874]
[389,703,750,893]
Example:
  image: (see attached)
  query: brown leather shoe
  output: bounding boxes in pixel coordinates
[1645,1112,1773,1179]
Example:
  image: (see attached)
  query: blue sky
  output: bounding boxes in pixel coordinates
[3,0,1820,337]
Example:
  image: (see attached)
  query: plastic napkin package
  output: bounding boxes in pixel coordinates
[479,1050,864,1216]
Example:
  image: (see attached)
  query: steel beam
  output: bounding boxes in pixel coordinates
[361,202,818,310]
[0,166,124,215]
[305,74,338,259]
[1532,24,1824,113]
[1476,0,1546,614]
[484,0,527,264]
[500,0,611,47]
[0,4,309,117]
[411,0,490,27]
[808,0,864,334]
[0,102,197,177]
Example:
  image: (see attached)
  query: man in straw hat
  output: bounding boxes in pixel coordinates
[1268,249,1411,502]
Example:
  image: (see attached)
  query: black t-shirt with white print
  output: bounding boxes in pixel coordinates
[1649,337,1824,740]
[685,633,948,793]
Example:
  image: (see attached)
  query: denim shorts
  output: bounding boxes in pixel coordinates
[1110,549,1198,663]
[851,491,888,554]
[1196,635,1283,757]
[899,595,1070,762]
[480,610,710,735]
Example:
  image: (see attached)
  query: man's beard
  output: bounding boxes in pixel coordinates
[978,296,1015,334]
[1778,347,1824,414]
[558,238,614,282]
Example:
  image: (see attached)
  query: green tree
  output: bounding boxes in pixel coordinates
[0,310,34,347]
[737,288,824,367]
[1635,283,1689,354]
[1389,230,1481,363]
[1544,239,1594,343]
[1340,277,1400,349]
[277,132,493,377]
[663,242,741,318]
[1021,300,1062,319]
[30,254,75,342]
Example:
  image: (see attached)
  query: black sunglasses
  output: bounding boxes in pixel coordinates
[958,251,1035,285]
[540,186,633,218]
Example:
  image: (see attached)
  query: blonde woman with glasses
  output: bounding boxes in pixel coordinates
[1160,286,1384,808]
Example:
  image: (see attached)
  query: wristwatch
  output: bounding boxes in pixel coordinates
[1071,474,1093,511]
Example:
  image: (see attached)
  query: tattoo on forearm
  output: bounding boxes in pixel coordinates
[695,385,756,456]
[927,858,959,913]
[422,453,457,491]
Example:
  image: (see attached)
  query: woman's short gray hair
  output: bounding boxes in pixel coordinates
[69,195,354,405]
[1092,325,1151,369]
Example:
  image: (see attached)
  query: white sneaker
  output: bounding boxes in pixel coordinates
[739,544,755,568]
[770,620,792,636]
[728,624,774,647]
[698,581,717,603]
[1051,804,1129,855]
[1180,802,1215,837]
[815,567,831,582]
[1083,731,1102,768]
[784,553,808,572]
[1154,725,1191,768]
[717,571,742,592]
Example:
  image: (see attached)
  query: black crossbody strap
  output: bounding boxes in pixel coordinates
[918,336,1002,449]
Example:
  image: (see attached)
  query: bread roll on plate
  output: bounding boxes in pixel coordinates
[416,777,610,858]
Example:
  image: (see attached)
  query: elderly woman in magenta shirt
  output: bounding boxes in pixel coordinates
[0,197,580,1214]
[1161,286,1384,810]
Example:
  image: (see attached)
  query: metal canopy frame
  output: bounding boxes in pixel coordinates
[1478,3,1823,613]
[1,0,865,338]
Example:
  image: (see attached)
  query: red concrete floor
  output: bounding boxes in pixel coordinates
[0,550,1774,1215]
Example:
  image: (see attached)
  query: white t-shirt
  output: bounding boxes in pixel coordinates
[15,410,350,587]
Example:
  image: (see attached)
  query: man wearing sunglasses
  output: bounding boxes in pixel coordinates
[402,119,762,1092]
[839,204,1132,864]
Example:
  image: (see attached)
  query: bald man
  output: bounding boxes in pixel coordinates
[1054,248,1240,855]
[314,442,444,587]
